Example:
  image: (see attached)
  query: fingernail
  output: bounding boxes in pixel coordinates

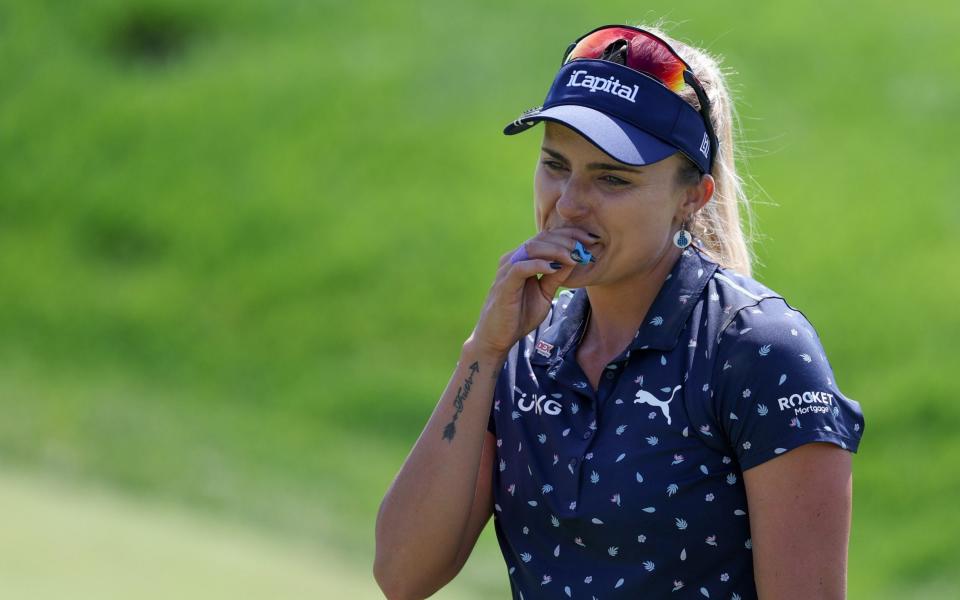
[549,261,563,270]
[587,233,600,239]
[570,250,582,262]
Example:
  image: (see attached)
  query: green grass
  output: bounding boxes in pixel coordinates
[0,466,407,600]
[0,0,958,597]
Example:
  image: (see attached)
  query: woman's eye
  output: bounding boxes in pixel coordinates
[601,175,629,186]
[542,160,566,171]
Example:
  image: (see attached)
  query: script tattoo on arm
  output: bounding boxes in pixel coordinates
[441,361,480,442]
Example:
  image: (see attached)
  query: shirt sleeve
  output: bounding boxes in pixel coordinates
[713,297,865,471]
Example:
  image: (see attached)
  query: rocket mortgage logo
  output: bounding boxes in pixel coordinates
[777,390,836,416]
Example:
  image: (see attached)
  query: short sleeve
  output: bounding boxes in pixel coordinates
[713,297,865,470]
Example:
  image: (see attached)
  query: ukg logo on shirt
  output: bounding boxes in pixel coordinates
[566,70,639,103]
[777,391,835,416]
[518,393,562,416]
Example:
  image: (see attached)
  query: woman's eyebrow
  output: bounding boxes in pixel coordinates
[540,146,644,174]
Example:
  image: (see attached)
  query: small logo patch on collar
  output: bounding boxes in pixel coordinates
[535,340,554,357]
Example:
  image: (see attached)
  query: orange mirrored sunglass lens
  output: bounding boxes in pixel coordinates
[566,27,687,93]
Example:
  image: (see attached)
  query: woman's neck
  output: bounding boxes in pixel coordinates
[579,245,681,360]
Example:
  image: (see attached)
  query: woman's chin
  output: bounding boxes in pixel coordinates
[560,263,599,289]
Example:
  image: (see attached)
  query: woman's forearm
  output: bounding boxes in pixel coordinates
[374,337,506,600]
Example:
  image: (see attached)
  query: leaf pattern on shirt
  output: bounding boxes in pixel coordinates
[486,248,864,599]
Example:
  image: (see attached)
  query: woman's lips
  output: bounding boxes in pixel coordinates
[588,240,602,256]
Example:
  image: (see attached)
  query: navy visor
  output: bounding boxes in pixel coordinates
[504,59,713,174]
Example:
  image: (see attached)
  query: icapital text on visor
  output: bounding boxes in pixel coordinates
[566,69,640,103]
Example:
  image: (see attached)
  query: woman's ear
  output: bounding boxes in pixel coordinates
[681,173,714,217]
[696,174,715,210]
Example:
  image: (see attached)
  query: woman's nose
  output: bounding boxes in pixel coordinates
[555,177,591,220]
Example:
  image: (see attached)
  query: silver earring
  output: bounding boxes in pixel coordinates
[673,219,692,249]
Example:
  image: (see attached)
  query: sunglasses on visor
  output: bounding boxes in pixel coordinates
[560,25,718,172]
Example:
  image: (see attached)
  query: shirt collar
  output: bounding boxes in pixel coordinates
[529,244,719,366]
[529,286,590,366]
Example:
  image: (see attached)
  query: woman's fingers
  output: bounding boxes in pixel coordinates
[538,227,600,249]
[521,239,585,266]
[531,228,600,261]
[536,261,576,302]
[502,227,599,268]
[501,258,561,289]
[503,259,571,308]
[474,227,598,355]
[498,249,514,266]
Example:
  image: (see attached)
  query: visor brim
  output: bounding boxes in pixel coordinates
[503,104,677,167]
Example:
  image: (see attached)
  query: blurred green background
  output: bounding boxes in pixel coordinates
[1,0,957,597]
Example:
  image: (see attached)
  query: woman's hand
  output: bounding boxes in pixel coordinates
[469,227,599,358]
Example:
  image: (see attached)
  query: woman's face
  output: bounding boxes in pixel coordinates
[534,121,710,290]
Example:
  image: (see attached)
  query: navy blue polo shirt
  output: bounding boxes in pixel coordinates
[486,243,865,599]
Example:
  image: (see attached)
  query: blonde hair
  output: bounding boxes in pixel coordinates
[634,22,758,277]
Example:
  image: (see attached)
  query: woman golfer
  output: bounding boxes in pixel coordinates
[375,23,864,599]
